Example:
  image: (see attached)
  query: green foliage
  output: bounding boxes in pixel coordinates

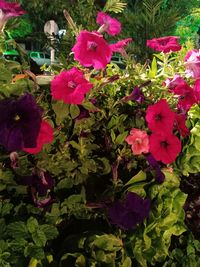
[103,0,127,13]
[177,104,200,176]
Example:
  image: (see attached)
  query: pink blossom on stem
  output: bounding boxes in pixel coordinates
[125,128,149,155]
[146,36,181,53]
[72,30,112,69]
[184,49,200,79]
[145,99,175,134]
[149,132,182,164]
[51,67,93,104]
[110,38,133,57]
[0,0,25,31]
[96,11,121,36]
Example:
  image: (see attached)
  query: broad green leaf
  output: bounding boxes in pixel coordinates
[7,222,29,239]
[27,217,39,234]
[52,101,69,124]
[40,224,59,240]
[122,257,132,267]
[82,101,97,112]
[91,234,123,252]
[125,170,147,186]
[115,131,128,144]
[70,104,80,119]
[32,230,47,247]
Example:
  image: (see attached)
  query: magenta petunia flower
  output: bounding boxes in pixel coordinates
[51,67,93,104]
[184,49,200,79]
[0,0,25,31]
[194,79,200,102]
[146,36,181,53]
[72,30,112,69]
[96,11,121,36]
[125,128,149,155]
[174,113,190,138]
[23,120,54,154]
[145,99,175,134]
[110,38,132,56]
[149,132,182,164]
[163,74,187,90]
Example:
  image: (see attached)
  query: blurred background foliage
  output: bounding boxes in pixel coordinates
[6,0,200,60]
[5,0,200,61]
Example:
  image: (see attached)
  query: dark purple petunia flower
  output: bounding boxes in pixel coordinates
[18,171,54,208]
[108,192,150,230]
[122,87,145,103]
[0,93,42,151]
[146,154,165,183]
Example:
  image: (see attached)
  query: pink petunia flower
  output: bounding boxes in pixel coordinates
[0,0,25,31]
[193,79,200,102]
[51,67,93,104]
[145,99,175,134]
[96,11,121,36]
[174,113,190,138]
[125,128,149,155]
[23,120,54,154]
[184,50,200,79]
[149,132,182,164]
[146,36,181,53]
[175,85,198,112]
[163,74,187,90]
[110,38,133,56]
[72,30,112,69]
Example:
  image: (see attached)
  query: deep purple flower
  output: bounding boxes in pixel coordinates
[122,87,145,103]
[121,81,150,103]
[18,171,54,208]
[146,154,165,183]
[0,93,42,151]
[108,192,150,230]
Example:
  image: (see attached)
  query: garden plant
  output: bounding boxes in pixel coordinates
[0,0,200,267]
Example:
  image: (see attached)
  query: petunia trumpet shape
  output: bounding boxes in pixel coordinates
[51,67,93,104]
[72,30,112,69]
[184,49,200,79]
[0,0,25,31]
[96,11,121,36]
[110,38,132,57]
[146,36,181,53]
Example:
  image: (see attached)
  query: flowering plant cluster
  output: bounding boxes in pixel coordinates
[0,1,200,267]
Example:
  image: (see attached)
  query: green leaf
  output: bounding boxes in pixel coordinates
[7,222,29,239]
[91,234,123,252]
[115,131,128,144]
[148,57,157,78]
[32,230,47,247]
[27,217,39,234]
[70,104,80,119]
[24,244,45,260]
[125,170,147,186]
[103,0,127,13]
[82,101,97,112]
[122,257,132,267]
[40,224,59,240]
[52,101,70,124]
